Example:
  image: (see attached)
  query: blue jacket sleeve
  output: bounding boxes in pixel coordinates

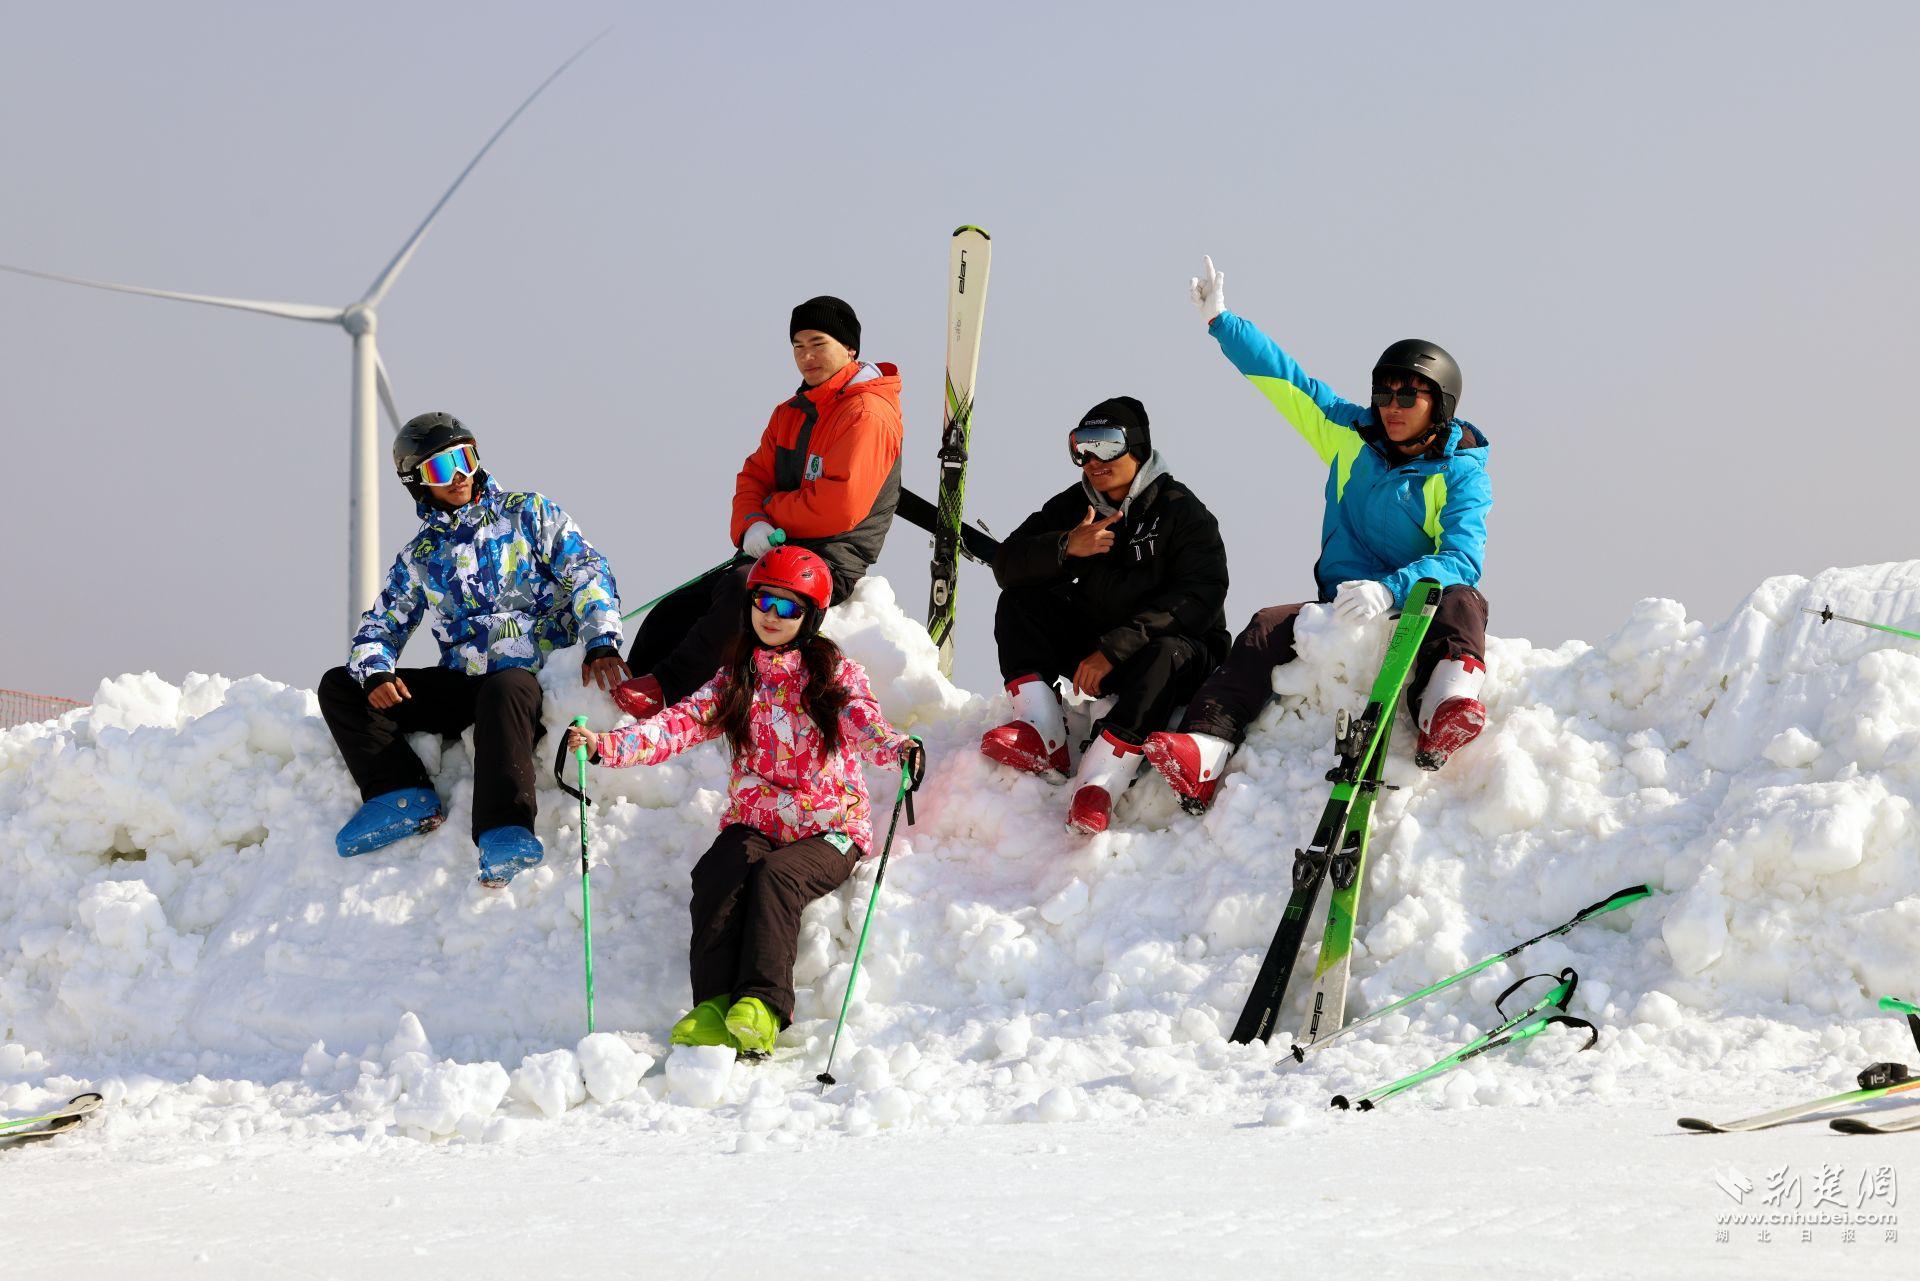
[348,552,427,683]
[534,498,623,652]
[1379,463,1491,607]
[1208,311,1373,465]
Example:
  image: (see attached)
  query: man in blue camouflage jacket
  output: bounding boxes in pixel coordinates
[317,412,626,887]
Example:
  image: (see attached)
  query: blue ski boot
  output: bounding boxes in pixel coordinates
[336,787,443,858]
[476,826,545,888]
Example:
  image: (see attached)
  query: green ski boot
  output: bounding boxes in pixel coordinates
[725,997,780,1057]
[670,998,737,1048]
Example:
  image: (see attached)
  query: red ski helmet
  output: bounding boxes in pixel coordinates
[746,545,832,611]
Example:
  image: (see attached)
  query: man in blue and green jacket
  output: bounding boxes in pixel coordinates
[317,411,628,886]
[1143,257,1492,813]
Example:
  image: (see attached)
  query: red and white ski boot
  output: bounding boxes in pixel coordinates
[1143,730,1233,815]
[1066,729,1144,835]
[612,673,664,720]
[981,674,1071,777]
[1415,656,1487,770]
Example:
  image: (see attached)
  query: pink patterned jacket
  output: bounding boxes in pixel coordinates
[592,647,914,854]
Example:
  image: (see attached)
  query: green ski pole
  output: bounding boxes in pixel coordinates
[818,737,924,1088]
[622,532,784,621]
[556,717,597,1035]
[1802,606,1920,643]
[1331,968,1597,1111]
[1291,885,1651,1062]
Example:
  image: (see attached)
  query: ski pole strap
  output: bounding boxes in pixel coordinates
[554,726,592,807]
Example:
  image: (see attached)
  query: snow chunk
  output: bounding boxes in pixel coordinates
[509,1049,586,1119]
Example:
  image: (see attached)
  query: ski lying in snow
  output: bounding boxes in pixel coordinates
[1294,704,1398,1053]
[0,1092,103,1147]
[925,225,992,675]
[1681,996,1920,1133]
[1291,884,1653,1061]
[1831,1103,1920,1134]
[1679,1063,1920,1133]
[1331,968,1596,1111]
[1229,580,1440,1045]
[897,486,999,564]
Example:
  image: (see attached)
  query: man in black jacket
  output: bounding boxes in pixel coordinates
[981,397,1230,834]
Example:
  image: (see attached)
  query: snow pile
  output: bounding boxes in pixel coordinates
[4,568,1919,1150]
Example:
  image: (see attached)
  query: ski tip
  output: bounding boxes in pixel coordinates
[952,225,991,239]
[1676,1117,1724,1133]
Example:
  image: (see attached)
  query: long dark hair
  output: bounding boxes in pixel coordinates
[703,626,850,757]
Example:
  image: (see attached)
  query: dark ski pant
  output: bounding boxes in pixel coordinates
[627,560,858,706]
[1181,585,1489,743]
[689,824,859,1025]
[317,665,543,840]
[993,585,1212,746]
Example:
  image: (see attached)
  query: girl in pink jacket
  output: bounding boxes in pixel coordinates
[566,546,923,1056]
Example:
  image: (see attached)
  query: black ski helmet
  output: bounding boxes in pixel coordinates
[1372,339,1462,427]
[394,411,477,501]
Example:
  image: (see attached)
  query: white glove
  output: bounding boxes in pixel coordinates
[1190,255,1227,323]
[1332,580,1392,624]
[742,521,779,559]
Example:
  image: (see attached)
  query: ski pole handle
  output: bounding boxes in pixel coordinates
[571,714,590,766]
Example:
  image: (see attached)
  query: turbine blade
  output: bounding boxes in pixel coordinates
[360,28,612,308]
[375,354,402,431]
[0,263,343,323]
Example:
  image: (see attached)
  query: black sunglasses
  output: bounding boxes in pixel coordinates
[1371,386,1432,410]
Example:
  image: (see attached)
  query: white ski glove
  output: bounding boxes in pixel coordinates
[742,521,780,559]
[1332,580,1392,624]
[1190,255,1227,323]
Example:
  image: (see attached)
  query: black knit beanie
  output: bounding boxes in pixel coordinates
[789,296,861,354]
[1079,396,1151,461]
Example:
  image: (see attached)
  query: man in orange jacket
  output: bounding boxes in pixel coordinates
[613,296,905,717]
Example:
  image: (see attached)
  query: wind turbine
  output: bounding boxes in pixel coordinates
[1,31,607,633]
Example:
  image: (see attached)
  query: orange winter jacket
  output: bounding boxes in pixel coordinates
[731,360,904,589]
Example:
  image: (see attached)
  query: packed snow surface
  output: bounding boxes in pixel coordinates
[3,567,1918,1199]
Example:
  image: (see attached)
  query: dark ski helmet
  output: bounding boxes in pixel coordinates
[1372,339,1462,428]
[394,411,478,501]
[744,545,833,642]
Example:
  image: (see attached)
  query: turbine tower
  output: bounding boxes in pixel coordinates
[1,32,607,632]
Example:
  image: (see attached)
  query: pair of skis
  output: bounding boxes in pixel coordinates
[1679,996,1920,1134]
[0,1092,102,1148]
[923,225,992,677]
[1229,579,1441,1046]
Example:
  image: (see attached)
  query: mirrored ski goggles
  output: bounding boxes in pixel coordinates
[1371,385,1432,410]
[1067,424,1130,465]
[416,443,480,486]
[751,592,806,620]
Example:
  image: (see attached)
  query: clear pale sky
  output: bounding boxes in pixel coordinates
[4,1,1916,702]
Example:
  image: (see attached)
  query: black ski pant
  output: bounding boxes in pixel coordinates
[1180,585,1488,743]
[993,584,1212,746]
[627,558,858,706]
[317,665,544,840]
[688,824,859,1025]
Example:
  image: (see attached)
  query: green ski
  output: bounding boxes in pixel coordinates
[1295,704,1398,1053]
[1228,579,1441,1045]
